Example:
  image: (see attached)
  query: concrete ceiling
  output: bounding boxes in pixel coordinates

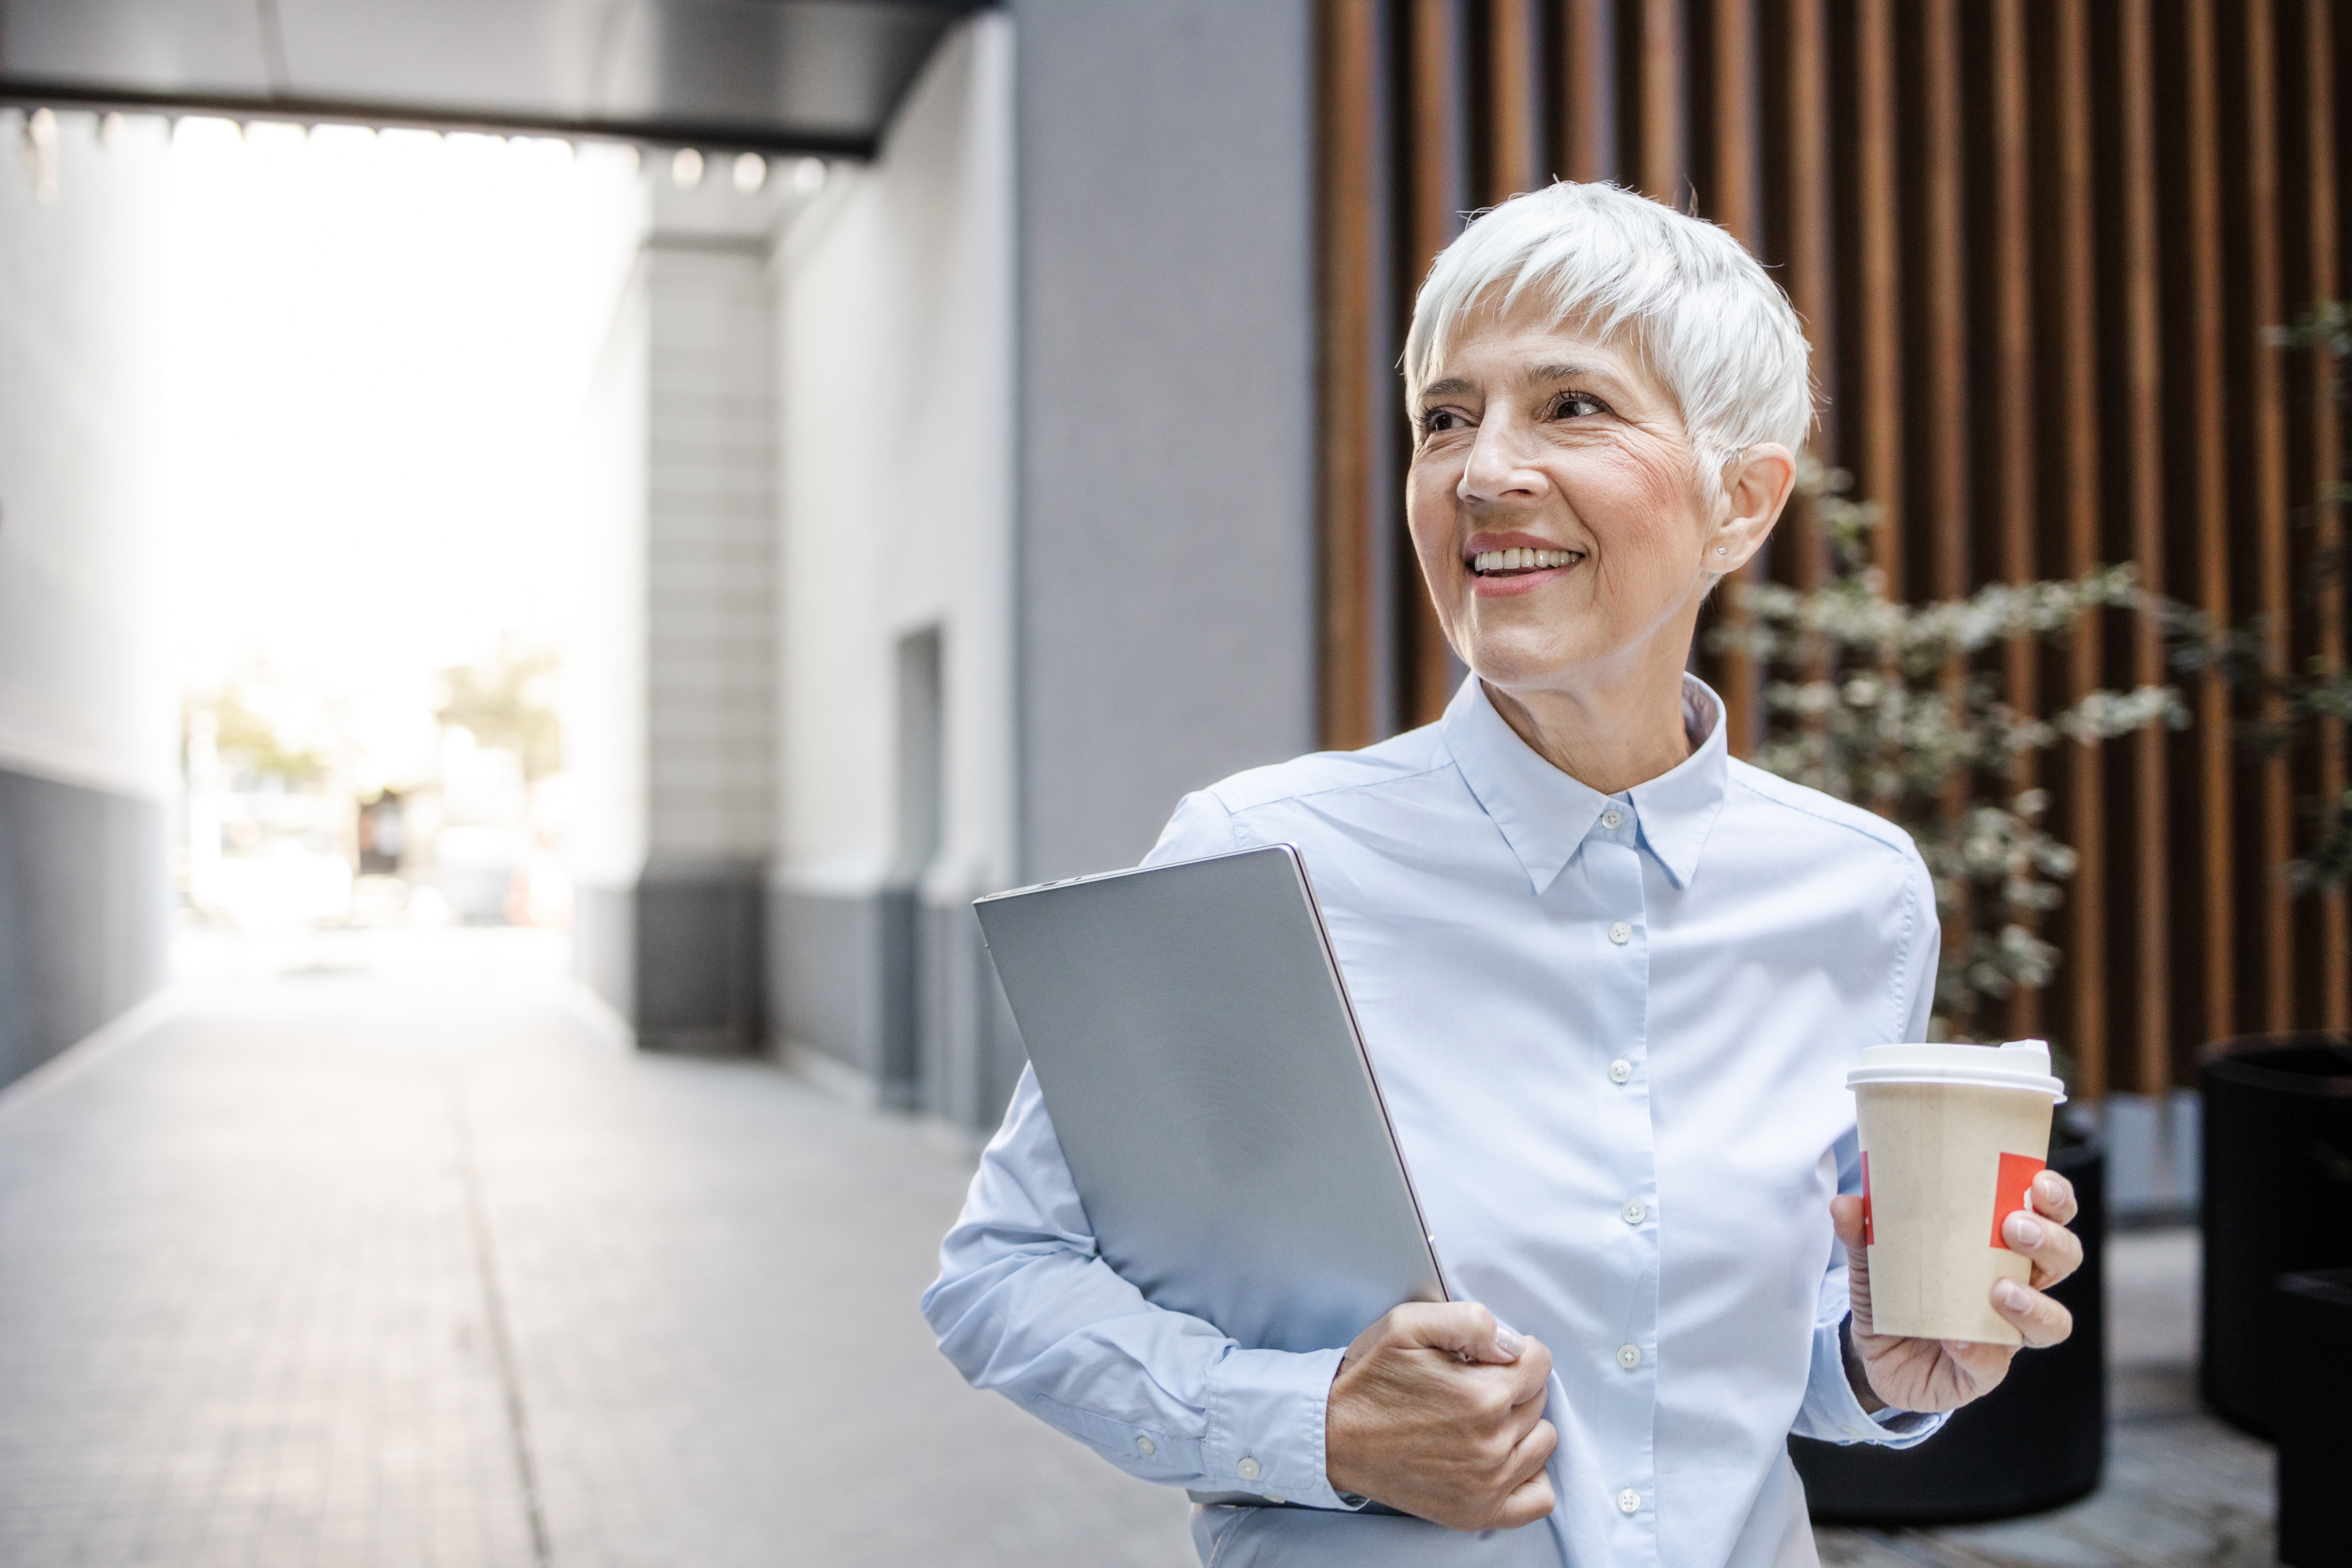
[0,0,986,156]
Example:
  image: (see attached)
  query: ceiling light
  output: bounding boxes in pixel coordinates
[792,157,826,194]
[732,152,766,193]
[671,147,703,188]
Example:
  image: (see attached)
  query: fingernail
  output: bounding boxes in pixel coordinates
[2008,1214,2044,1247]
[1996,1280,2029,1311]
[1492,1324,1525,1361]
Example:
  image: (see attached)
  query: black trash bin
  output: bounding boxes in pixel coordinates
[1789,1128,2105,1524]
[2200,1035,2352,1439]
[2276,1269,2352,1568]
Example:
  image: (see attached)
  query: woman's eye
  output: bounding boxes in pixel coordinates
[1422,408,1469,435]
[1552,391,1605,419]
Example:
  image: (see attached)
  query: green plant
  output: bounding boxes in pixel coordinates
[1712,462,2183,1043]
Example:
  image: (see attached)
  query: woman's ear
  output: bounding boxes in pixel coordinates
[1708,444,1797,573]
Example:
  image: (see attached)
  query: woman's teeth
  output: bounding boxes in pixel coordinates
[1471,547,1582,574]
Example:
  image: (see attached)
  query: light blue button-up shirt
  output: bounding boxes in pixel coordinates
[924,676,1945,1566]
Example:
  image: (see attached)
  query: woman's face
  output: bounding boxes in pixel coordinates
[1406,306,1759,700]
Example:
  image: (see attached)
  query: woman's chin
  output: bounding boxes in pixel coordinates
[1459,636,1595,694]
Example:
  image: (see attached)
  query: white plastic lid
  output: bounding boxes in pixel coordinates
[1846,1039,2066,1103]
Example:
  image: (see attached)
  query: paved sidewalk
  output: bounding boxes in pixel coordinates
[0,946,2271,1567]
[0,959,1192,1568]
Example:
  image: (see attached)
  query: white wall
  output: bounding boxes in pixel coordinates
[775,14,1017,905]
[0,110,175,802]
[570,234,654,895]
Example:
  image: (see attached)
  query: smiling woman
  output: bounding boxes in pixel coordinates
[925,182,2082,1568]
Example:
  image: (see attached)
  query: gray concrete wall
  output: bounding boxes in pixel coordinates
[1011,0,1320,882]
[0,769,167,1084]
[769,16,1018,1127]
[572,181,790,1052]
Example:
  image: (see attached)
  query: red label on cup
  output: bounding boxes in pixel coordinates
[1990,1152,2046,1249]
[1860,1152,1873,1245]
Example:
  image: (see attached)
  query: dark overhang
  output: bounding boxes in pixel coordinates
[0,0,989,159]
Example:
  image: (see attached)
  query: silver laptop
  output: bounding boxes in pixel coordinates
[973,844,1451,1357]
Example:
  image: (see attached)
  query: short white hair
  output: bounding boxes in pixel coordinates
[1402,181,1813,488]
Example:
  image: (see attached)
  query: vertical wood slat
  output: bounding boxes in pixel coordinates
[1989,0,2042,1040]
[2241,0,2296,1032]
[1850,0,1903,587]
[2119,0,2174,1095]
[1557,0,1612,184]
[1487,0,1543,202]
[1710,0,1761,757]
[1773,0,1831,602]
[1918,0,1970,604]
[1317,0,1386,751]
[2306,0,2350,1029]
[1637,0,1684,204]
[2183,0,2239,1050]
[2050,0,2108,1097]
[1408,0,1468,725]
[1320,0,2348,1081]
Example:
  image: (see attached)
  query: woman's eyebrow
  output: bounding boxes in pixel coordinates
[1420,376,1476,400]
[1526,362,1603,385]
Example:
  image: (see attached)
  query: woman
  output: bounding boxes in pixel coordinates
[922,182,2081,1567]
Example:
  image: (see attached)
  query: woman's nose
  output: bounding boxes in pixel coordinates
[1459,420,1546,503]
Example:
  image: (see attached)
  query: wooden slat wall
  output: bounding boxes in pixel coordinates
[1314,0,2352,1092]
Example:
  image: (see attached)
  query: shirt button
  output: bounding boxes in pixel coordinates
[1237,1456,1262,1481]
[1616,1343,1642,1370]
[1608,1058,1632,1084]
[1618,1488,1641,1514]
[1600,807,1624,829]
[1622,1198,1647,1225]
[1608,921,1632,945]
[1136,1435,1156,1456]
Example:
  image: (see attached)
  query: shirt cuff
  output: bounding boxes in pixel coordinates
[1799,1314,1946,1449]
[1202,1345,1359,1510]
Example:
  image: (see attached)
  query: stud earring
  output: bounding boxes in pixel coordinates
[1715,546,1728,556]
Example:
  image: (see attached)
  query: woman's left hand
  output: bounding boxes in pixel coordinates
[1827,1169,2082,1414]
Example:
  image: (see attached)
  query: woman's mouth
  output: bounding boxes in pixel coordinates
[1470,547,1582,575]
[1468,546,1583,596]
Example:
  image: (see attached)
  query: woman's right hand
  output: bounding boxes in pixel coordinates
[1323,1302,1557,1531]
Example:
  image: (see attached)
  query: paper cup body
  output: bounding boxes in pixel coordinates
[1849,1042,2063,1345]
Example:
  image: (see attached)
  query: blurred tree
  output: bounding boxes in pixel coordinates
[433,637,563,781]
[189,683,329,786]
[2175,303,2352,895]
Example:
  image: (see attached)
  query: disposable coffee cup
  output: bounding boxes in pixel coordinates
[1846,1040,2066,1345]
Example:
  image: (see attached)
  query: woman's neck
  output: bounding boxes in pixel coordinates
[1482,659,1695,797]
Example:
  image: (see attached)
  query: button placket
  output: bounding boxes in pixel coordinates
[1580,800,1658,1541]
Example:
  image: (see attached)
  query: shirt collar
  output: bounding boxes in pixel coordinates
[1441,673,1731,894]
